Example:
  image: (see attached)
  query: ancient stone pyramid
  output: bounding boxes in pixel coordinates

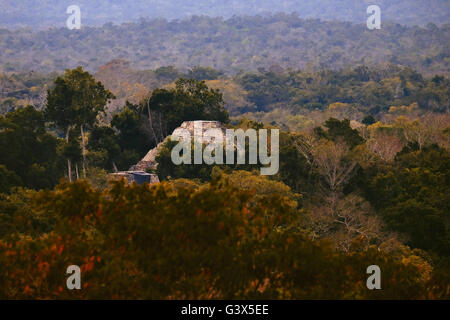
[129,120,225,172]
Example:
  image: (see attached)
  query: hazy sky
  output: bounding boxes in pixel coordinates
[0,0,449,29]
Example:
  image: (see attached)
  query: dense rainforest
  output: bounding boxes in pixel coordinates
[0,14,449,75]
[1,63,449,298]
[1,0,449,28]
[0,10,449,299]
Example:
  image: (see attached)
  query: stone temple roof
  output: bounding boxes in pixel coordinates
[130,120,225,172]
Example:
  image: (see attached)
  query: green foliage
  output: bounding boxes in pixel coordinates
[367,146,450,256]
[187,66,223,81]
[88,126,121,169]
[0,187,52,239]
[45,67,115,131]
[362,115,376,125]
[0,106,64,190]
[88,102,150,171]
[219,170,301,209]
[0,177,437,299]
[277,132,320,196]
[61,129,82,163]
[240,66,449,115]
[315,118,365,148]
[88,78,230,172]
[0,71,57,114]
[155,119,274,181]
[163,78,229,131]
[45,67,115,179]
[155,139,259,181]
[0,165,21,194]
[154,66,182,82]
[2,66,448,124]
[1,15,448,76]
[0,12,447,298]
[156,139,212,181]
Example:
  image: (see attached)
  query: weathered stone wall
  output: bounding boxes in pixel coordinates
[130,120,225,172]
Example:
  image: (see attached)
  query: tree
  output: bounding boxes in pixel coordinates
[0,176,433,299]
[0,165,21,194]
[45,67,114,180]
[305,193,385,252]
[45,77,75,181]
[142,78,229,146]
[367,145,450,256]
[315,118,365,149]
[187,66,223,80]
[278,131,320,195]
[312,140,358,194]
[0,106,63,190]
[367,132,404,162]
[362,115,376,125]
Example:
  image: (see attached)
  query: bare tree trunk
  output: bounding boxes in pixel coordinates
[147,97,159,144]
[75,163,80,180]
[66,126,72,183]
[80,124,87,178]
[158,111,165,141]
[67,159,72,182]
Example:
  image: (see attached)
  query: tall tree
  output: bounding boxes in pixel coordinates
[0,106,63,190]
[45,67,114,180]
[145,78,229,140]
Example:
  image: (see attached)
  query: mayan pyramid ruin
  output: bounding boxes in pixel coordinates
[129,120,225,172]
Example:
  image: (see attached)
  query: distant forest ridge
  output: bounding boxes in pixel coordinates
[0,15,449,76]
[0,0,449,28]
